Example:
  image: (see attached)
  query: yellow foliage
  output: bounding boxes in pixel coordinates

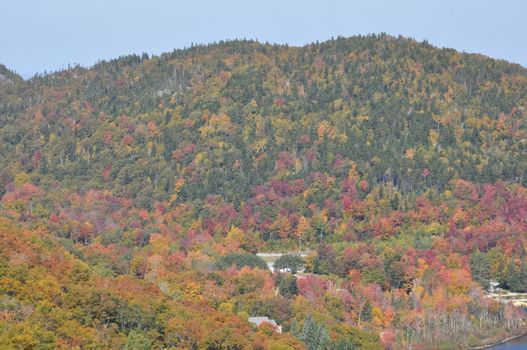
[251,138,268,153]
[428,129,439,147]
[14,172,29,188]
[227,226,244,242]
[170,178,186,203]
[405,148,415,160]
[422,222,444,236]
[183,281,203,301]
[199,112,234,138]
[149,234,169,254]
[372,306,384,327]
[218,302,234,313]
[194,152,206,165]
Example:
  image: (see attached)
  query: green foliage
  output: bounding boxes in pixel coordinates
[292,315,379,350]
[275,273,298,298]
[470,250,492,288]
[124,330,153,350]
[293,315,332,350]
[1,35,527,350]
[274,255,305,274]
[342,327,383,350]
[2,35,526,217]
[216,253,268,270]
[505,261,527,292]
[361,267,387,287]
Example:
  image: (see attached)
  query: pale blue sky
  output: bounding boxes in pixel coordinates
[1,0,526,78]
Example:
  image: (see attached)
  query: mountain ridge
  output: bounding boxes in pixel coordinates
[4,34,527,81]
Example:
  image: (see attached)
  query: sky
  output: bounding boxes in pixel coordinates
[1,0,526,79]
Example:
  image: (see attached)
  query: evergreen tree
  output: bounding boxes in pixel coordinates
[299,315,318,349]
[317,326,333,350]
[470,250,492,289]
[296,315,336,350]
[506,261,527,292]
[290,319,299,335]
[275,272,298,298]
[333,339,357,350]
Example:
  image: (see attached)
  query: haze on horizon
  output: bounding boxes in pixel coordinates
[1,0,526,79]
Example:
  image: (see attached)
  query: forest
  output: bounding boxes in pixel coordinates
[0,34,527,349]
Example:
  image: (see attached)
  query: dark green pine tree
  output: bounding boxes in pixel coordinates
[296,315,336,350]
[317,325,333,350]
[275,272,298,298]
[469,250,492,289]
[519,263,527,292]
[290,319,299,335]
[333,339,357,350]
[507,261,527,292]
[300,315,319,350]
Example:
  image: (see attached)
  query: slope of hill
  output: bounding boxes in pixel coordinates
[0,217,308,349]
[1,34,526,349]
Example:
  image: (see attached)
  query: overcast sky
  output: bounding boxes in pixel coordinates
[1,0,526,78]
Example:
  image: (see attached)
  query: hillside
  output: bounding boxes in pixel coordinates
[0,217,309,349]
[1,34,527,349]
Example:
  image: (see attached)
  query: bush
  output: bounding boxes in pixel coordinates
[216,253,268,270]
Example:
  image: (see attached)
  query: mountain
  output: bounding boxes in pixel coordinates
[0,34,526,349]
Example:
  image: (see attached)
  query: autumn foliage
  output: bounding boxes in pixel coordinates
[0,35,527,349]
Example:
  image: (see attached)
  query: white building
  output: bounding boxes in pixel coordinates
[489,280,501,293]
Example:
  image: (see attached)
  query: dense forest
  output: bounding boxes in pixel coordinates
[0,34,527,349]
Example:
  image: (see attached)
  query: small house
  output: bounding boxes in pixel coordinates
[489,280,500,293]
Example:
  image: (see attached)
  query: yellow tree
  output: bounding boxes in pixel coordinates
[295,216,312,251]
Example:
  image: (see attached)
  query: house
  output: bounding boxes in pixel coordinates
[248,316,282,333]
[489,280,501,293]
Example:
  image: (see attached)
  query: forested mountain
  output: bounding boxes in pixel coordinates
[1,34,527,349]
